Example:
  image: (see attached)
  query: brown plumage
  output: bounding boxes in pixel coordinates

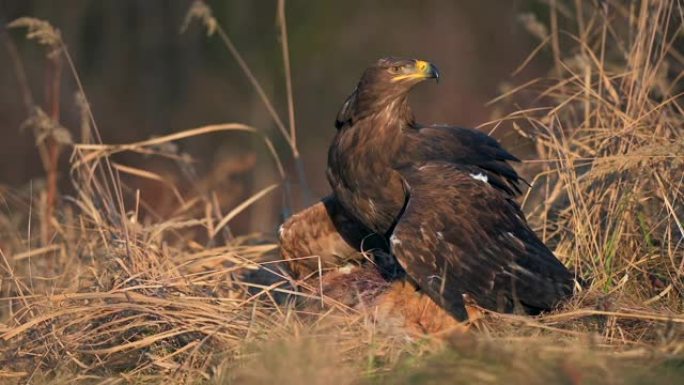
[279,195,386,278]
[279,195,362,277]
[281,57,574,321]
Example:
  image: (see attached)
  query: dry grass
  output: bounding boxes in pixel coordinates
[489,0,684,306]
[1,0,683,384]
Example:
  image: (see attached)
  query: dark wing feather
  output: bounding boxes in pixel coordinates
[406,126,526,195]
[335,87,358,129]
[390,162,573,320]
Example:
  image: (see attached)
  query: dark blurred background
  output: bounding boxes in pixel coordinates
[0,0,546,234]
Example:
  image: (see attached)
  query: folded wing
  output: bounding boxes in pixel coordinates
[390,162,573,320]
[406,126,527,196]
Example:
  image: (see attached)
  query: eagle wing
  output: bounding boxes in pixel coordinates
[389,162,573,320]
[407,126,526,196]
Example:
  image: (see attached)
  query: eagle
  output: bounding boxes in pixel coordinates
[280,57,573,321]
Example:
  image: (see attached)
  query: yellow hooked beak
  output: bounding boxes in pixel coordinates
[391,60,440,83]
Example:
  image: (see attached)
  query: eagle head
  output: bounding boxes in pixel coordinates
[336,57,439,129]
[372,57,440,84]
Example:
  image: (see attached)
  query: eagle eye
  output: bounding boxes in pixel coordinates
[388,65,402,74]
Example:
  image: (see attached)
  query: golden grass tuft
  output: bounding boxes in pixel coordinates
[488,0,684,306]
[1,0,683,383]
